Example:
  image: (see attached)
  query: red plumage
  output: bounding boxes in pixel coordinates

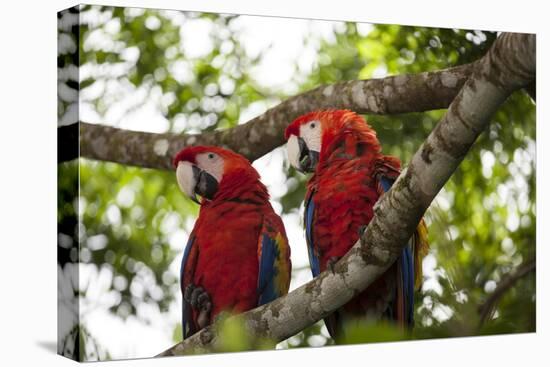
[174,146,291,337]
[286,110,428,338]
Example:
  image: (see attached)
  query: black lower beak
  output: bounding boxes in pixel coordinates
[298,137,319,173]
[192,165,219,202]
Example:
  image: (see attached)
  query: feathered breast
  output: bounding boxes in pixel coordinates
[309,156,381,267]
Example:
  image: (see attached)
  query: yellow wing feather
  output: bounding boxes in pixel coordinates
[413,218,430,290]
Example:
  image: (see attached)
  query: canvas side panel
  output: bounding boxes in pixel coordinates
[58,4,81,362]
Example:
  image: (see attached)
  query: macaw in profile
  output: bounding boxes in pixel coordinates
[173,146,291,339]
[285,110,428,339]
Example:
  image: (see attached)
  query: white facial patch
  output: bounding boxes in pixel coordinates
[195,152,224,183]
[176,161,196,199]
[287,135,301,170]
[299,120,322,153]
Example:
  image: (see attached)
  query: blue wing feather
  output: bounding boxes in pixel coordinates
[380,176,415,325]
[180,235,195,339]
[257,218,289,306]
[380,176,393,192]
[257,232,279,305]
[400,244,414,324]
[305,193,321,278]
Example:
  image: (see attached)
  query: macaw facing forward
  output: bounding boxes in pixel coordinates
[173,146,291,339]
[285,110,428,339]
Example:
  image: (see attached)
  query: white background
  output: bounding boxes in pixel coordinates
[0,0,547,366]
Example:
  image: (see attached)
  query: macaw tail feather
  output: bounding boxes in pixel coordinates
[413,219,430,291]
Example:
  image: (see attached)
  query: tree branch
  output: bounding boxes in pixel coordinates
[157,32,535,356]
[66,63,477,169]
[478,257,536,327]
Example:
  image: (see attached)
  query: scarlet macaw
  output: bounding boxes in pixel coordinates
[173,146,291,339]
[285,110,428,339]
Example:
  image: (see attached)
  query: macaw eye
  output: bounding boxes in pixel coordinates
[208,153,215,159]
[310,122,316,129]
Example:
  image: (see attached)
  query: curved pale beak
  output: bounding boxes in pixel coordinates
[176,161,200,203]
[176,161,219,204]
[287,135,319,173]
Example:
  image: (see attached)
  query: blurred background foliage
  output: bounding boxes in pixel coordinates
[57,4,535,361]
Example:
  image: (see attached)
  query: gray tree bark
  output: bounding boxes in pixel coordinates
[61,63,477,169]
[156,32,535,357]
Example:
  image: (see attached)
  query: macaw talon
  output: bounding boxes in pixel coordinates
[327,256,341,274]
[197,309,210,329]
[183,284,195,303]
[196,293,212,329]
[197,292,211,311]
[190,286,205,308]
[184,284,210,308]
[193,290,212,329]
[184,283,212,328]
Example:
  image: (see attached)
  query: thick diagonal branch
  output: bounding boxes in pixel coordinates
[63,63,476,169]
[158,32,535,356]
